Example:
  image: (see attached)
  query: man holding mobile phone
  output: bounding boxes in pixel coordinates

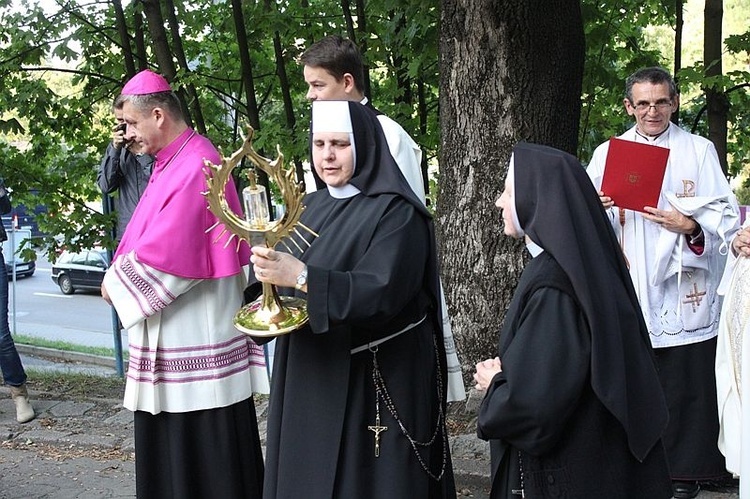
[97,94,154,241]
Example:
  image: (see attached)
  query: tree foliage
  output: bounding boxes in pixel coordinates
[2,0,749,255]
[0,0,439,258]
[578,0,750,183]
[3,0,750,383]
[578,0,673,161]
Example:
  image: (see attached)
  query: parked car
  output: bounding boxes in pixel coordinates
[2,228,35,279]
[5,258,35,279]
[51,249,109,294]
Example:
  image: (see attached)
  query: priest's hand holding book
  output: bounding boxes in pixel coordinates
[640,205,700,235]
[597,191,614,209]
[598,187,700,237]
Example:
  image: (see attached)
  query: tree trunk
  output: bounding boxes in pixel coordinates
[273,33,306,184]
[438,0,584,380]
[232,0,261,130]
[353,0,372,99]
[140,0,194,127]
[673,0,684,125]
[390,13,414,110]
[704,0,729,176]
[342,0,356,42]
[163,0,206,133]
[141,0,175,79]
[132,3,149,72]
[112,0,135,78]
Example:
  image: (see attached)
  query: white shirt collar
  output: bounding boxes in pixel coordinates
[635,123,671,143]
[526,239,544,257]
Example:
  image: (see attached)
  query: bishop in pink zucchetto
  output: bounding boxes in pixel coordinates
[103,53,266,498]
[120,69,172,96]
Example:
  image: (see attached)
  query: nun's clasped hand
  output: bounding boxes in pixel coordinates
[250,246,305,289]
[473,357,502,391]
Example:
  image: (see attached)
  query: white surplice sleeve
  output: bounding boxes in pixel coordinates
[103,250,199,329]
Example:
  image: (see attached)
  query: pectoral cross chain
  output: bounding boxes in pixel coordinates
[367,395,388,457]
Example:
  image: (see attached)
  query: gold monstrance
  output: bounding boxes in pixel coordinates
[202,126,316,337]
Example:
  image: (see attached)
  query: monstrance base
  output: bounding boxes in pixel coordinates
[233,296,309,337]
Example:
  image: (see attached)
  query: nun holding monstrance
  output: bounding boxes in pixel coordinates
[248,100,456,498]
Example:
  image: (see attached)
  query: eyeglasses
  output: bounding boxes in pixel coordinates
[631,100,673,112]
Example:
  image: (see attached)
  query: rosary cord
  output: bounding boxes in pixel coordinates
[370,333,448,481]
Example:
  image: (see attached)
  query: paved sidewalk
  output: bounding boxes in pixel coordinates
[0,388,136,498]
[0,385,494,498]
[0,352,741,498]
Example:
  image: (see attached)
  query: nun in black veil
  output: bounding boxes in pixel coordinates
[473,143,672,498]
[248,100,455,499]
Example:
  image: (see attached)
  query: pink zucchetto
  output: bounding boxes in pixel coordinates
[120,70,172,95]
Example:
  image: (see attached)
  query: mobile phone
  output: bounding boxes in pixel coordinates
[115,123,127,133]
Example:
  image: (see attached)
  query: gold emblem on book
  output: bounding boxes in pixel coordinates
[627,172,641,184]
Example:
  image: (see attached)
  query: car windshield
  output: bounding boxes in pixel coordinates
[86,251,107,268]
[58,249,109,267]
[70,253,87,265]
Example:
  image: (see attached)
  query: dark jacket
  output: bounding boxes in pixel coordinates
[0,179,11,243]
[97,143,153,239]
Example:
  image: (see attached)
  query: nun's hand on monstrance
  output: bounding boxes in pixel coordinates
[250,246,306,291]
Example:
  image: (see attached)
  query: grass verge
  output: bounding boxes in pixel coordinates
[12,333,127,360]
[26,370,126,399]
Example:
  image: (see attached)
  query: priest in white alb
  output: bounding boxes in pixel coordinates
[587,66,739,499]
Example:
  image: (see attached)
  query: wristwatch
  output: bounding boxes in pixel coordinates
[295,266,308,290]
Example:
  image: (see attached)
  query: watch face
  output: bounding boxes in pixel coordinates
[296,269,307,286]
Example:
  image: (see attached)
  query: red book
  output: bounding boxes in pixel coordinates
[600,137,670,212]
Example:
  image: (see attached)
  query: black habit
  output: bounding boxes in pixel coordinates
[256,102,455,499]
[477,143,672,499]
[478,253,671,498]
